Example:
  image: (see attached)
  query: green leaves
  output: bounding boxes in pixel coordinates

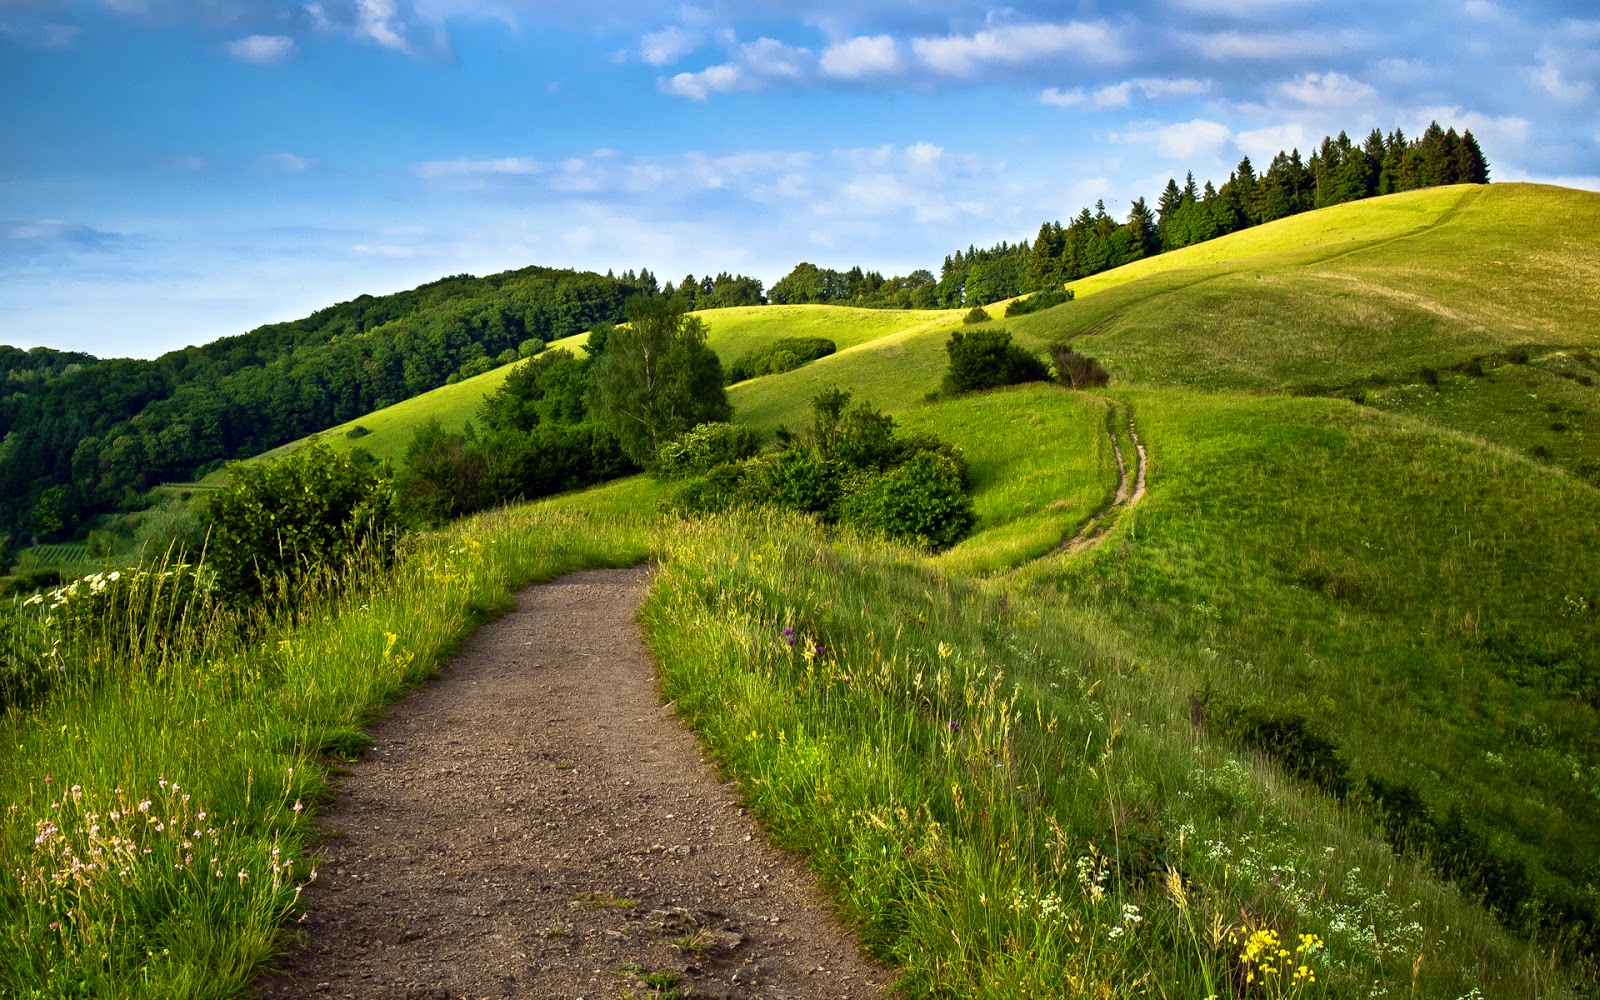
[205,444,401,606]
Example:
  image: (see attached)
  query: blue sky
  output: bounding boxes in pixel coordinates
[3,0,1597,358]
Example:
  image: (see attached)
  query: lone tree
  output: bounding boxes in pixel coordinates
[586,297,730,465]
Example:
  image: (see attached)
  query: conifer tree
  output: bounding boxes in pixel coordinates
[1457,130,1489,184]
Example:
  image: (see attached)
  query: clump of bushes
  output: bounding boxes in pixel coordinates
[664,389,975,549]
[1004,287,1074,317]
[656,422,763,479]
[1049,345,1111,388]
[942,329,1049,395]
[962,306,991,325]
[206,444,402,606]
[725,337,836,384]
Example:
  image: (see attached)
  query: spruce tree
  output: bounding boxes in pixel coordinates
[1457,130,1489,184]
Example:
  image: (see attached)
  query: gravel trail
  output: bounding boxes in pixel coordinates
[256,567,893,1000]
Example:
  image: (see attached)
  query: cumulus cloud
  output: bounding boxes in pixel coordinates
[663,62,744,100]
[640,25,700,66]
[661,36,812,99]
[1233,122,1313,162]
[911,21,1124,77]
[228,34,295,64]
[1155,119,1233,159]
[819,35,900,80]
[1277,71,1376,107]
[1042,77,1210,110]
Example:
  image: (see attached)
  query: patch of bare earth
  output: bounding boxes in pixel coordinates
[256,567,894,1000]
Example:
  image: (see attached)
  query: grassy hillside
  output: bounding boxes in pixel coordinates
[227,304,968,473]
[1011,184,1600,394]
[40,182,1598,995]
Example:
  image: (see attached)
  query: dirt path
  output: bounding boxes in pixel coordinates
[1059,405,1148,556]
[256,567,893,1000]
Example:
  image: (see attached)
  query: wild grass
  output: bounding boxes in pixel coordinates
[640,508,1573,996]
[0,499,654,998]
[894,384,1119,575]
[1015,390,1600,962]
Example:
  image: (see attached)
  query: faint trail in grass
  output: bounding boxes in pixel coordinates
[1058,403,1147,556]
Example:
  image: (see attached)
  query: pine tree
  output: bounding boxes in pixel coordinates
[1125,198,1158,260]
[1457,130,1489,184]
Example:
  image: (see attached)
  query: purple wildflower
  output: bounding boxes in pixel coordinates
[948,720,961,733]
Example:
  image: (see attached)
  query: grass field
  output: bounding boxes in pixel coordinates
[1013,184,1600,393]
[18,181,1600,995]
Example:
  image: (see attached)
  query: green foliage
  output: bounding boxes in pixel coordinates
[1004,287,1074,317]
[838,451,975,548]
[397,418,485,526]
[1049,347,1111,388]
[724,337,837,383]
[768,262,937,309]
[587,298,731,465]
[942,329,1049,395]
[477,349,588,434]
[962,306,990,324]
[655,422,763,479]
[204,445,401,605]
[0,266,669,537]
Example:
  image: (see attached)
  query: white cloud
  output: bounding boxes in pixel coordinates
[1233,122,1313,162]
[640,25,700,66]
[1156,119,1233,159]
[1190,29,1354,60]
[912,21,1123,77]
[663,62,742,101]
[1277,71,1376,107]
[905,140,944,169]
[661,37,812,99]
[168,155,208,171]
[412,156,542,179]
[1461,0,1499,19]
[269,153,315,172]
[355,0,409,52]
[819,34,900,80]
[228,34,295,64]
[1042,77,1210,110]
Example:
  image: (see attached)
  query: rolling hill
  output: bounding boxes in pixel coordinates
[40,181,1598,996]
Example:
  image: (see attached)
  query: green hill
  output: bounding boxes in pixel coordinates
[110,182,1600,994]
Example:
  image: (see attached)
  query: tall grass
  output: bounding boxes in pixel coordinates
[0,494,654,998]
[641,509,1575,996]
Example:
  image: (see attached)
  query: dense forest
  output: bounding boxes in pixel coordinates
[774,122,1489,308]
[0,265,715,540]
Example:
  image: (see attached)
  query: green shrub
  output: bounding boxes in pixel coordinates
[205,444,402,606]
[1049,346,1111,388]
[725,337,836,384]
[656,422,764,479]
[518,337,546,358]
[397,419,486,525]
[1004,287,1074,317]
[943,329,1049,395]
[664,462,760,516]
[839,451,975,549]
[962,306,990,325]
[761,448,841,516]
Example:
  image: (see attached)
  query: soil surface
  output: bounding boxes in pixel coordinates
[1060,406,1149,555]
[256,567,894,1000]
